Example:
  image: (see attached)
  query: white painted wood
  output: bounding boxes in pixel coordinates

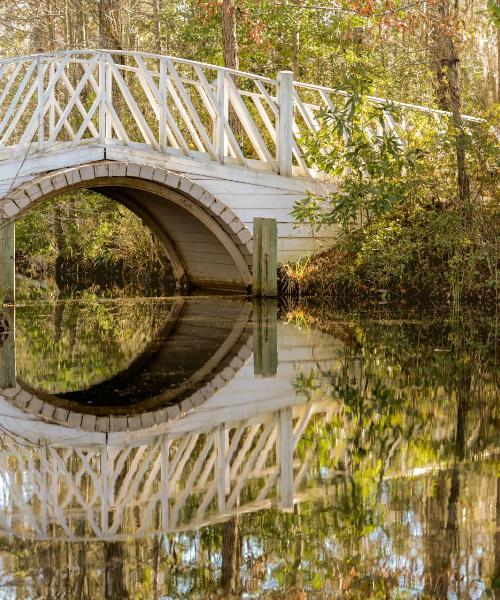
[277,71,294,177]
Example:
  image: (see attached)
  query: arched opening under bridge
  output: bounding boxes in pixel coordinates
[1,161,253,293]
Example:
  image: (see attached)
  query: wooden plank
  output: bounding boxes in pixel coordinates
[253,299,278,377]
[0,306,15,388]
[0,218,15,304]
[252,217,277,297]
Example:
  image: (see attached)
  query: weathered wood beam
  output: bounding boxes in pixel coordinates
[253,298,278,377]
[252,217,277,298]
[0,218,15,305]
[0,306,15,388]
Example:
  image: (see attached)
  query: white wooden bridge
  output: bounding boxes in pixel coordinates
[0,50,481,292]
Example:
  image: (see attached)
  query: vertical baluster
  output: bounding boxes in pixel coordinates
[37,58,44,149]
[159,58,168,151]
[277,71,294,177]
[215,69,228,162]
[99,53,106,144]
[48,61,56,140]
[105,61,113,140]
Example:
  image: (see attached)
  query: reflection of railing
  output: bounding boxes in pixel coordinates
[3,393,493,542]
[0,50,481,178]
[0,399,337,541]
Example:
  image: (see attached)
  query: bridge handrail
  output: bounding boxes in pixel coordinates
[0,49,278,84]
[0,49,483,179]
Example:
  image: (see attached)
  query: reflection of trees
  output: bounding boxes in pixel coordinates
[16,298,176,394]
[221,516,241,597]
[105,542,129,600]
[292,313,498,596]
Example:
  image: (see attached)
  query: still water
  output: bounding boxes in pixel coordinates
[0,296,498,599]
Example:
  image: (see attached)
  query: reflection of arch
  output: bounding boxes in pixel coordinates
[1,161,253,292]
[3,298,252,432]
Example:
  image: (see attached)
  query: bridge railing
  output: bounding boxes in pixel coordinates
[0,50,482,179]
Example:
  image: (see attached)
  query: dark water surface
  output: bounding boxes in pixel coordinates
[0,297,498,599]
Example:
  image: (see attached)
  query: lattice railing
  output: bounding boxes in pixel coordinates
[0,50,482,178]
[0,400,337,541]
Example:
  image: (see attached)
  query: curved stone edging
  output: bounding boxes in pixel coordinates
[0,336,253,433]
[0,160,254,285]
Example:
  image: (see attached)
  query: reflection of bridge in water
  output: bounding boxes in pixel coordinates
[0,316,347,541]
[1,308,495,543]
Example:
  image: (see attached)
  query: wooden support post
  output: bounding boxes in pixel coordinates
[253,299,278,377]
[0,219,15,305]
[252,217,277,298]
[0,306,16,389]
[277,71,294,177]
[278,407,294,512]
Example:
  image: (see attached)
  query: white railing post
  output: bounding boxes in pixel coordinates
[48,61,56,140]
[37,57,44,149]
[99,52,107,144]
[277,71,294,177]
[215,69,228,162]
[105,61,113,140]
[159,58,168,151]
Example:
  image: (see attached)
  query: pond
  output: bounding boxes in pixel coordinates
[0,296,498,599]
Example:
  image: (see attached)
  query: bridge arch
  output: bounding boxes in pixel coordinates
[1,160,253,292]
[1,298,253,433]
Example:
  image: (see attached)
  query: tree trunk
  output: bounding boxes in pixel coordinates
[430,0,471,221]
[291,0,301,79]
[221,0,239,71]
[99,0,123,50]
[104,542,129,600]
[152,0,162,53]
[221,0,241,138]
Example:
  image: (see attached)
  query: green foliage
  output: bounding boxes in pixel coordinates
[289,70,499,307]
[15,190,174,296]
